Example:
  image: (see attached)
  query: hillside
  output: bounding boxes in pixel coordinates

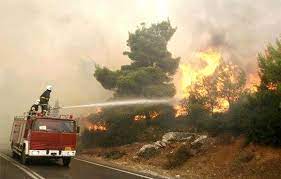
[79,135,281,178]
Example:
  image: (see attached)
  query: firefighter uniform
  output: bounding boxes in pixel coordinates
[28,100,40,118]
[30,104,39,112]
[39,85,52,113]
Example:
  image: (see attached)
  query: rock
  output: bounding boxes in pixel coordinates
[191,135,208,146]
[191,141,203,150]
[154,140,166,148]
[137,144,158,159]
[161,141,167,147]
[139,144,156,152]
[162,132,194,142]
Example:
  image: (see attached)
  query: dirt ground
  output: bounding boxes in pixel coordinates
[79,135,281,179]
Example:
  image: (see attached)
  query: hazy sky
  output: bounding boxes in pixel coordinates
[0,0,281,144]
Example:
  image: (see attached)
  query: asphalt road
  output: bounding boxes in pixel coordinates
[0,145,157,179]
[0,155,33,179]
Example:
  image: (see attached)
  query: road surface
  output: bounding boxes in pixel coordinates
[0,145,157,179]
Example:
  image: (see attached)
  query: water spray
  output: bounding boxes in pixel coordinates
[57,98,175,110]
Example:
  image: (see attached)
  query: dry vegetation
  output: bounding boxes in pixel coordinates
[79,135,281,178]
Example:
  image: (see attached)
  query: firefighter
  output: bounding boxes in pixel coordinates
[28,99,40,117]
[39,85,52,114]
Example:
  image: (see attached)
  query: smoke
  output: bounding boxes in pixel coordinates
[0,0,281,144]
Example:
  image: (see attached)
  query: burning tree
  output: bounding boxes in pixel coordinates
[94,20,180,98]
[181,54,246,117]
[214,61,246,108]
[188,75,220,115]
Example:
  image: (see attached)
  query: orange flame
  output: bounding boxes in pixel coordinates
[174,104,188,118]
[246,73,260,92]
[88,123,107,131]
[134,114,146,121]
[213,98,229,113]
[133,111,160,121]
[179,49,222,98]
[149,111,160,119]
[267,83,277,91]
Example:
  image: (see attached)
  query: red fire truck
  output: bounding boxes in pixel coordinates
[10,114,80,166]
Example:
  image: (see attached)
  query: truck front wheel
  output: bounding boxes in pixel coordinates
[62,157,71,167]
[12,151,17,158]
[21,147,29,165]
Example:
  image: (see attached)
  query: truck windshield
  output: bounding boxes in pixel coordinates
[32,119,75,133]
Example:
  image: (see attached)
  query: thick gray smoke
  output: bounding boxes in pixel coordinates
[0,0,281,145]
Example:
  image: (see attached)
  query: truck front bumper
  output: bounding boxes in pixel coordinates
[29,150,76,157]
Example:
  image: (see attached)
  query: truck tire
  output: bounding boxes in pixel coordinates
[62,157,71,167]
[21,147,29,165]
[11,143,17,158]
[12,151,17,158]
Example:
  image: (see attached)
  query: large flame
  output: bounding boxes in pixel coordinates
[177,49,238,114]
[246,73,260,92]
[179,49,222,98]
[213,98,229,113]
[177,49,261,115]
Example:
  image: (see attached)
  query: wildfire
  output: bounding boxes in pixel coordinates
[133,111,160,121]
[134,114,146,121]
[245,73,260,92]
[175,49,223,114]
[88,123,107,132]
[88,124,107,131]
[149,111,160,119]
[174,104,188,118]
[267,83,277,91]
[80,109,107,132]
[213,98,229,113]
[179,49,222,98]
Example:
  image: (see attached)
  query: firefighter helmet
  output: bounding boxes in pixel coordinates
[46,85,52,91]
[35,99,40,105]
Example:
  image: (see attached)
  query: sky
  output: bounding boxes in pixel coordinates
[0,0,281,144]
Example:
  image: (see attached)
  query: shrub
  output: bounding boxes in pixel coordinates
[103,150,126,160]
[80,104,177,147]
[164,144,191,169]
[246,91,281,146]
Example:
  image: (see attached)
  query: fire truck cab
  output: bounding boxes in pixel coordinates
[10,114,79,166]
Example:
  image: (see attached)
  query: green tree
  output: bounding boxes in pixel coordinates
[258,38,281,93]
[245,38,281,146]
[94,20,180,98]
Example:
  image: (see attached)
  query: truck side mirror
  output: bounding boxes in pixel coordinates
[76,126,80,134]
